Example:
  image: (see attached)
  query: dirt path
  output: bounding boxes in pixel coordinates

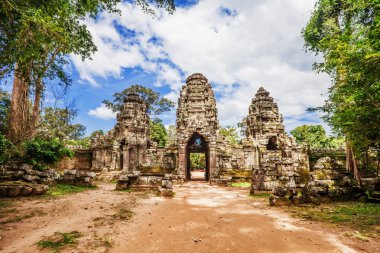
[0,182,378,253]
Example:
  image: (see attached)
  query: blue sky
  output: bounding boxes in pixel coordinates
[2,0,331,136]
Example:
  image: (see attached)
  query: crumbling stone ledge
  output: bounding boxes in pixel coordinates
[0,181,49,197]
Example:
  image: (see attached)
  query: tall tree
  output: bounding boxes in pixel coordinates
[219,126,240,145]
[150,118,167,147]
[0,0,175,144]
[38,107,86,141]
[103,84,175,115]
[290,125,344,148]
[303,0,380,176]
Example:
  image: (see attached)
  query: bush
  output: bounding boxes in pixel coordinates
[0,134,17,164]
[23,138,74,170]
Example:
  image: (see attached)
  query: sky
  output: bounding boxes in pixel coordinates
[4,0,333,136]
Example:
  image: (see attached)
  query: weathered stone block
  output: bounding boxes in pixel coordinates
[269,196,292,206]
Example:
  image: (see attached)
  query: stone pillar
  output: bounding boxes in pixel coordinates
[209,147,217,179]
[122,148,129,172]
[178,146,186,178]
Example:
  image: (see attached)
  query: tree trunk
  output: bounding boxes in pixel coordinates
[30,78,43,137]
[346,140,361,184]
[7,66,30,144]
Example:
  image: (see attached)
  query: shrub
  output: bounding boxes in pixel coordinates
[22,138,74,170]
[0,134,17,164]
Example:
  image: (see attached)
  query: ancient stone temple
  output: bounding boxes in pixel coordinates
[91,93,150,172]
[86,73,309,191]
[245,87,309,191]
[176,73,219,181]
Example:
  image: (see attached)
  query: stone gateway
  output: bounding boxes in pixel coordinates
[91,73,309,190]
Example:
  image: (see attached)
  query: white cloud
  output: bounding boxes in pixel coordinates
[88,104,117,120]
[72,0,331,131]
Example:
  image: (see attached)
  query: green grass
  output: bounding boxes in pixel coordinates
[37,231,81,253]
[0,200,12,209]
[45,184,97,197]
[0,209,46,225]
[287,202,380,235]
[231,182,251,188]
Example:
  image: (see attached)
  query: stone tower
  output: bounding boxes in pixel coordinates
[92,93,150,172]
[245,87,285,148]
[176,73,219,180]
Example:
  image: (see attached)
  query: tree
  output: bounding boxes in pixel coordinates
[303,0,380,177]
[0,89,10,134]
[0,0,175,143]
[219,126,240,145]
[290,125,344,148]
[190,153,205,170]
[103,84,175,115]
[38,107,86,141]
[150,118,167,147]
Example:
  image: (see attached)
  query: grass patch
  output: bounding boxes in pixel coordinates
[0,200,13,209]
[231,182,251,188]
[0,209,46,225]
[37,231,81,253]
[287,202,380,235]
[46,184,97,197]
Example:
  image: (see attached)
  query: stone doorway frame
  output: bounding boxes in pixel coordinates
[185,133,210,181]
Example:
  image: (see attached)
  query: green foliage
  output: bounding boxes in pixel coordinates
[0,89,10,134]
[0,133,17,164]
[190,153,205,169]
[290,125,344,148]
[219,126,240,145]
[38,107,86,141]
[46,184,97,197]
[22,138,73,170]
[288,202,380,235]
[150,118,167,147]
[103,85,175,115]
[37,231,81,253]
[0,1,175,81]
[90,130,104,139]
[303,1,380,162]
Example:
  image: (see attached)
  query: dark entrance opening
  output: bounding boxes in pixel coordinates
[186,133,209,181]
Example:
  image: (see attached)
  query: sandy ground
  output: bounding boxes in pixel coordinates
[0,182,379,253]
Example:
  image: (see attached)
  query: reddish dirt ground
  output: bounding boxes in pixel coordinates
[0,182,379,253]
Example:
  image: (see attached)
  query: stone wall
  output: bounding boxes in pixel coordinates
[54,150,93,172]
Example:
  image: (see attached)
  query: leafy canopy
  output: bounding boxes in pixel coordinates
[22,138,74,170]
[38,107,86,141]
[0,0,175,81]
[219,126,240,145]
[290,125,344,148]
[303,0,380,157]
[150,118,167,147]
[103,84,175,115]
[0,89,10,134]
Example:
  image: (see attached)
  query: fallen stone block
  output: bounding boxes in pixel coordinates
[269,195,292,206]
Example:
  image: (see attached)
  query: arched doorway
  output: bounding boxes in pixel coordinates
[185,133,210,181]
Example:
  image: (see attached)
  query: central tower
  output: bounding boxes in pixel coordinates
[176,73,219,181]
